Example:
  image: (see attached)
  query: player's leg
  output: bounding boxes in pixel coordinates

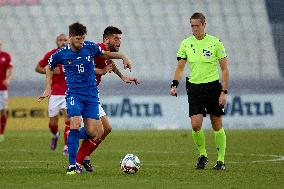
[191,114,208,169]
[53,96,70,155]
[210,115,226,170]
[73,96,103,173]
[77,104,111,170]
[79,115,112,172]
[75,118,103,172]
[65,95,83,175]
[63,116,70,156]
[0,90,8,142]
[81,96,104,140]
[0,110,8,142]
[49,116,60,150]
[83,118,104,142]
[187,83,208,169]
[207,81,226,170]
[66,115,82,174]
[48,95,64,150]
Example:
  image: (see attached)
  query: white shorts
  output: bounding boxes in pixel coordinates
[99,103,106,117]
[0,90,8,110]
[48,95,66,117]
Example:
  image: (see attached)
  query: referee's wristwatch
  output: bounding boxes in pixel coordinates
[221,89,228,94]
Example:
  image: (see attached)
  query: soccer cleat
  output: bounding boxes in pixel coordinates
[81,159,95,172]
[50,136,58,150]
[66,165,77,175]
[195,155,208,169]
[76,164,83,174]
[213,161,226,170]
[50,132,60,151]
[62,145,68,156]
[66,164,83,175]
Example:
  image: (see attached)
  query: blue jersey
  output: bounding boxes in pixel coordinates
[48,41,103,96]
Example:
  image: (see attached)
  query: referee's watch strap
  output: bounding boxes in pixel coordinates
[221,89,228,94]
[171,80,179,88]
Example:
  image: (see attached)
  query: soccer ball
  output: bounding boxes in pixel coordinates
[120,154,141,174]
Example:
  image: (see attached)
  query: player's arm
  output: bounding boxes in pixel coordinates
[36,52,60,75]
[219,57,229,106]
[36,52,51,74]
[111,60,139,85]
[3,66,13,87]
[170,59,186,96]
[38,53,58,102]
[3,54,13,87]
[95,63,113,75]
[38,66,53,102]
[171,40,187,96]
[102,51,132,71]
[35,63,46,74]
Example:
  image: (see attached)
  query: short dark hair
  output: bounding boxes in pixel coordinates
[69,22,87,36]
[103,26,122,39]
[190,12,206,24]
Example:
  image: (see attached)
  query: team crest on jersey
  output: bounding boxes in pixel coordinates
[67,60,72,64]
[203,49,212,58]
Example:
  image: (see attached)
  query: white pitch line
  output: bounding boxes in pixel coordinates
[0,160,56,163]
[0,153,283,165]
[252,155,284,163]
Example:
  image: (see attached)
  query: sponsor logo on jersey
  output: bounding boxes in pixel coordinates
[203,49,211,58]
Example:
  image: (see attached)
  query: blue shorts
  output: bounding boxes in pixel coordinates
[66,94,100,120]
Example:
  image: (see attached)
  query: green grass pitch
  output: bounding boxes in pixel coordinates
[0,129,284,189]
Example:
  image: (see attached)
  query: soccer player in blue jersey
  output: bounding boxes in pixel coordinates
[38,22,132,175]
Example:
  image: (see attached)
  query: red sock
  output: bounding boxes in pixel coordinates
[76,139,102,164]
[64,125,70,145]
[86,139,102,156]
[64,119,70,145]
[65,119,70,127]
[48,124,58,135]
[0,115,7,134]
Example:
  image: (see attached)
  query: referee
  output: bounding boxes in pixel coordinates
[170,12,229,170]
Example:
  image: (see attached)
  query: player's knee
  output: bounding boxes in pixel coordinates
[107,126,112,134]
[212,124,222,131]
[191,120,202,131]
[104,124,112,135]
[192,126,201,131]
[97,126,105,139]
[49,117,58,125]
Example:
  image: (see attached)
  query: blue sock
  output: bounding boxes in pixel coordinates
[78,127,89,140]
[67,129,79,165]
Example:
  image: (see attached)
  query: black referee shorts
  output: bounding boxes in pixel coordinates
[186,80,224,117]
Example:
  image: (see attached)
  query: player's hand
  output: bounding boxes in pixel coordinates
[122,76,140,85]
[170,87,178,97]
[53,67,60,75]
[2,79,10,87]
[37,89,51,102]
[122,57,132,72]
[219,93,227,106]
